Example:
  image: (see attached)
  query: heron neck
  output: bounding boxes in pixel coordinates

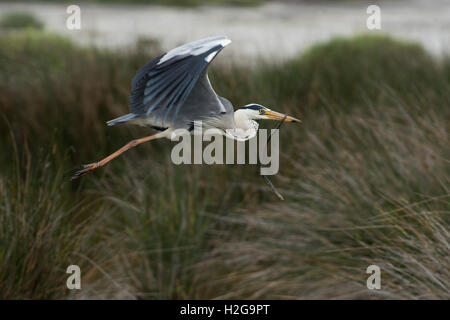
[228,110,258,141]
[234,110,258,130]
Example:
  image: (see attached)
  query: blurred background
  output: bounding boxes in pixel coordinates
[0,0,449,299]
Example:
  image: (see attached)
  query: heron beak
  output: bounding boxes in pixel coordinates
[264,110,301,123]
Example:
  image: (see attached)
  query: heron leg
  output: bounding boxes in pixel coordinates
[71,133,164,180]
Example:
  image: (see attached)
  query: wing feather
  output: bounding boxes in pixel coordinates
[127,36,232,128]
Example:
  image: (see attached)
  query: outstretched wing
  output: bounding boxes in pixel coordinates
[128,36,232,128]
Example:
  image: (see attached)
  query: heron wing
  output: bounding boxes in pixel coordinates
[128,36,232,129]
[174,72,236,130]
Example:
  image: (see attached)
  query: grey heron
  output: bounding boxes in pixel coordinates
[72,36,300,180]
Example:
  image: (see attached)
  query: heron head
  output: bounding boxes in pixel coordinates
[239,104,301,123]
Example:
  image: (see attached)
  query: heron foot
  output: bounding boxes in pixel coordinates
[71,163,98,180]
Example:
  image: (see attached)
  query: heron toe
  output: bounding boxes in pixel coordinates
[71,163,98,180]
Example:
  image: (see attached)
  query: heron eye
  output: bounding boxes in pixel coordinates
[259,109,264,114]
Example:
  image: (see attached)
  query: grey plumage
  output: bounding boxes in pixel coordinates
[107,36,234,131]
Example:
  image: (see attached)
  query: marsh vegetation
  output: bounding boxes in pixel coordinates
[0,20,449,298]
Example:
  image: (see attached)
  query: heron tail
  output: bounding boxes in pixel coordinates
[106,113,140,126]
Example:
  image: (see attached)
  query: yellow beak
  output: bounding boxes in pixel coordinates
[264,110,301,123]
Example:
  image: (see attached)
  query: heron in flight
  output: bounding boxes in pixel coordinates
[72,36,300,180]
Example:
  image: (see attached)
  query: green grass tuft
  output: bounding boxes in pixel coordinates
[0,12,44,30]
